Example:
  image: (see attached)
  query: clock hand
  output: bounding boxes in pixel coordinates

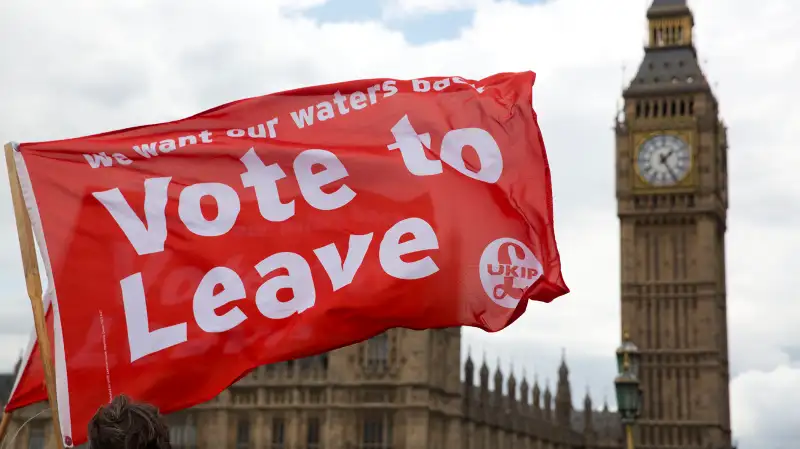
[665,164,679,182]
[657,149,679,181]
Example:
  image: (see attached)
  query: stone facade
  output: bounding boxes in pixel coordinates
[1,328,622,449]
[615,1,732,448]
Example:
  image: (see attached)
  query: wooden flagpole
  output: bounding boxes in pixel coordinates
[4,143,65,449]
[0,411,11,446]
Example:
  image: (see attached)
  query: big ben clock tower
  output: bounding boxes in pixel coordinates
[616,1,732,448]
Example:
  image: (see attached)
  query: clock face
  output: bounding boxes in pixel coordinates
[636,134,691,186]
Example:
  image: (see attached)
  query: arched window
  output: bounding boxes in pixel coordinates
[361,412,393,449]
[367,333,389,368]
[184,416,197,449]
[320,352,329,370]
[236,417,250,449]
[27,423,45,449]
[307,417,321,449]
[272,417,285,449]
[169,415,197,449]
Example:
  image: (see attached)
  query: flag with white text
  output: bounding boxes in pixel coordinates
[7,71,568,446]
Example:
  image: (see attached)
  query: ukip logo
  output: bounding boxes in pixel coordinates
[479,237,544,309]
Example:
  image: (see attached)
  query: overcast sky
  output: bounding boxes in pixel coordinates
[0,0,798,447]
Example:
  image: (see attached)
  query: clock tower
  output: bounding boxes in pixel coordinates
[616,1,732,448]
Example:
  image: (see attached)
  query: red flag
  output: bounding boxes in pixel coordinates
[9,71,568,446]
[3,301,51,412]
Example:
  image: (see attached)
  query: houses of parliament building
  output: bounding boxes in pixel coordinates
[1,0,733,448]
[2,330,622,449]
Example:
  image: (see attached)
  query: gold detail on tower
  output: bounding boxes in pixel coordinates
[648,16,693,47]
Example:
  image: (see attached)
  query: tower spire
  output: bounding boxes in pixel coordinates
[625,0,708,97]
[650,0,686,7]
[646,0,693,48]
[648,0,690,18]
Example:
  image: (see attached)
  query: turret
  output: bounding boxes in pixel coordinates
[507,364,517,404]
[520,371,530,409]
[464,348,475,386]
[543,381,552,421]
[584,389,594,428]
[493,359,504,408]
[555,350,573,427]
[479,354,490,401]
[464,348,475,409]
[583,388,597,443]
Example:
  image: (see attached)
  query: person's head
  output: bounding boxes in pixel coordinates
[88,395,171,449]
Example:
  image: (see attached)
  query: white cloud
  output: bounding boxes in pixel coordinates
[731,366,800,449]
[384,0,494,18]
[0,0,797,447]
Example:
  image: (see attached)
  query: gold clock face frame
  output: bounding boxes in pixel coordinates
[633,131,694,189]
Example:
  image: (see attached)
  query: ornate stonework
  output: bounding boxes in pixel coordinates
[1,329,621,449]
[616,1,732,448]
